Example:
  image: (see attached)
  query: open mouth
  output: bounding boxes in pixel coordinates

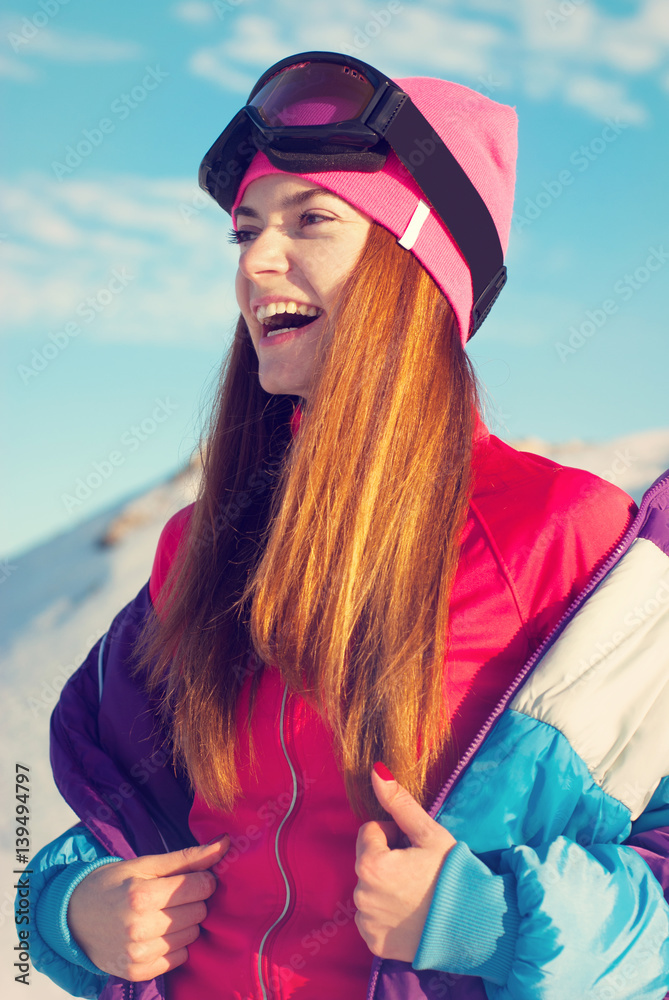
[256,301,324,338]
[262,314,319,337]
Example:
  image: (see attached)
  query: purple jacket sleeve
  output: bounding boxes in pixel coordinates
[626,778,669,898]
[625,783,669,1000]
[49,583,196,862]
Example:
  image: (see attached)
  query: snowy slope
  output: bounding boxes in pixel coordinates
[508,427,669,503]
[1,459,200,999]
[2,429,669,998]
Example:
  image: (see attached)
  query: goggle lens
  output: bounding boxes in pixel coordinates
[249,62,375,128]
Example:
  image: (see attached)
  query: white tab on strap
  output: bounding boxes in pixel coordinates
[397,200,430,250]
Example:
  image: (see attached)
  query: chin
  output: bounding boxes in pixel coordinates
[258,375,307,398]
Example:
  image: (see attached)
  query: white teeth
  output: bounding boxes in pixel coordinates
[255,301,323,322]
[266,326,293,337]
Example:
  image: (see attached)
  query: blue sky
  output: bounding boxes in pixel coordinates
[3,0,668,559]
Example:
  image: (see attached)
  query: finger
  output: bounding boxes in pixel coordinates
[376,819,403,850]
[136,868,219,912]
[356,819,402,852]
[132,838,230,880]
[371,767,438,848]
[123,927,202,981]
[122,901,208,949]
[161,899,209,936]
[125,946,191,982]
[355,820,397,860]
[160,922,202,955]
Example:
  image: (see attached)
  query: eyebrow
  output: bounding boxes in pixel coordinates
[233,186,342,221]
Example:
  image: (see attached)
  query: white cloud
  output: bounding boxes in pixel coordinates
[0,175,240,347]
[185,0,669,124]
[188,49,258,93]
[563,74,647,125]
[0,15,142,64]
[515,0,668,117]
[0,53,37,81]
[368,8,507,79]
[27,29,142,62]
[599,34,661,75]
[172,1,217,23]
[186,7,506,100]
[187,15,290,91]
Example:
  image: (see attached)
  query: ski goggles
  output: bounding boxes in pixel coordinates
[199,51,506,335]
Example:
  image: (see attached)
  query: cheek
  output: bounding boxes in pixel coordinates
[310,234,370,308]
[235,269,260,354]
[235,268,250,319]
[307,249,357,309]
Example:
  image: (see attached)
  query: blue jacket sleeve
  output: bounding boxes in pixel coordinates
[18,824,122,999]
[413,829,669,998]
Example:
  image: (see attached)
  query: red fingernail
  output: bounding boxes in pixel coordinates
[205,834,228,845]
[373,761,395,782]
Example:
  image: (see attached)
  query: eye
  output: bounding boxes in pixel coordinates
[227,212,334,245]
[299,211,333,228]
[227,227,255,244]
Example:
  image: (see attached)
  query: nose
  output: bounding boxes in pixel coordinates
[237,226,291,280]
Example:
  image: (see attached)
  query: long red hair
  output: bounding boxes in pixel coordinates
[136,221,479,818]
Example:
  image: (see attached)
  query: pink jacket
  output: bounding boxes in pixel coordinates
[149,425,634,999]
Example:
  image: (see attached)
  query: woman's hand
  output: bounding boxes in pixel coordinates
[354,768,456,962]
[68,837,229,981]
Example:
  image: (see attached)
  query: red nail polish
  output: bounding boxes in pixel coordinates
[373,761,395,782]
[205,834,228,845]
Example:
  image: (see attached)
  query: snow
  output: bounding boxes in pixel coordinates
[509,427,669,503]
[1,460,199,999]
[2,429,668,997]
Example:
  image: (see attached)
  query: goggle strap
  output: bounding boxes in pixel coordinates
[469,265,507,337]
[397,200,431,250]
[383,98,504,304]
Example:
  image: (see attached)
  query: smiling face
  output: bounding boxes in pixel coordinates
[233,173,373,399]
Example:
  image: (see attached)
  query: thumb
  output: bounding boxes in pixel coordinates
[133,836,230,879]
[371,764,438,849]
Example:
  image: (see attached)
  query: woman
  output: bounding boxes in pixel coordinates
[24,52,669,999]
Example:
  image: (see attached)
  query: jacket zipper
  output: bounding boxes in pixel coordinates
[365,469,669,1000]
[428,468,669,819]
[257,684,299,999]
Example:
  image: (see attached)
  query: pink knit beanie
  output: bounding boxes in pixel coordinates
[231,77,518,345]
